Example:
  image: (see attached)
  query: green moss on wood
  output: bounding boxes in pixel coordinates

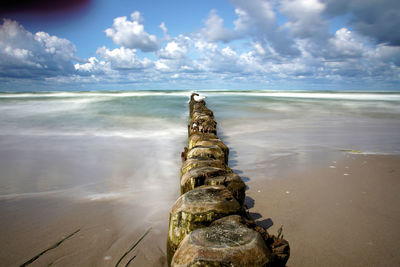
[181,159,231,177]
[167,186,241,265]
[171,215,272,267]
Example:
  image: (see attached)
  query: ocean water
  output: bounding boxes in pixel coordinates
[0,90,400,198]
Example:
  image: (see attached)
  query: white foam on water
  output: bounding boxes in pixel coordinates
[2,90,399,102]
[0,185,91,200]
[201,91,400,101]
[0,91,192,98]
[0,127,187,139]
[85,192,127,201]
[0,191,62,200]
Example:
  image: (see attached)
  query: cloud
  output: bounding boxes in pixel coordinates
[97,46,153,70]
[154,55,200,74]
[2,2,400,90]
[193,40,264,75]
[0,19,77,79]
[280,0,328,40]
[157,35,191,59]
[74,56,109,75]
[327,28,366,58]
[199,10,238,43]
[230,0,300,56]
[159,21,169,40]
[232,0,275,33]
[196,43,242,73]
[74,46,153,78]
[373,45,400,67]
[104,11,160,52]
[323,0,400,46]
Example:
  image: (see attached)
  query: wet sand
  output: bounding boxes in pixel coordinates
[1,151,399,266]
[246,153,400,266]
[0,135,182,267]
[0,191,175,266]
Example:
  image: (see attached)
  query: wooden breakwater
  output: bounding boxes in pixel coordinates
[167,93,290,266]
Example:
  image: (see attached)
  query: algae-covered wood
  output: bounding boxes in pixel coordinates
[181,158,231,177]
[167,186,242,265]
[168,93,290,266]
[188,133,219,149]
[194,140,229,162]
[171,215,272,267]
[186,145,227,164]
[180,167,228,194]
[180,167,245,205]
[204,172,245,206]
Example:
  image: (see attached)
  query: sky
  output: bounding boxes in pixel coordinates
[0,0,399,91]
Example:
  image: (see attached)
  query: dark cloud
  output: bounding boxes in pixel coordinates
[0,19,77,79]
[323,0,400,46]
[230,0,300,57]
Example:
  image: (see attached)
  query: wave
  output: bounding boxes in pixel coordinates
[0,90,193,98]
[85,192,128,201]
[1,90,399,101]
[200,91,400,101]
[0,127,187,139]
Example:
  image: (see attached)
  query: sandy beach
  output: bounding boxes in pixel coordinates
[0,195,173,266]
[0,135,183,267]
[1,151,399,266]
[1,91,399,266]
[245,153,400,266]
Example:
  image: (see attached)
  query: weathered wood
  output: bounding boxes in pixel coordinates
[180,167,228,194]
[193,140,229,162]
[180,167,245,206]
[167,186,242,265]
[171,215,272,267]
[188,133,219,150]
[204,172,246,206]
[189,113,217,136]
[186,145,226,164]
[181,158,231,177]
[168,93,290,266]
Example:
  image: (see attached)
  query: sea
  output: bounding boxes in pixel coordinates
[0,90,399,199]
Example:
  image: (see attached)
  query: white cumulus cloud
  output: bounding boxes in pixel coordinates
[158,35,191,59]
[230,0,300,56]
[280,0,328,40]
[97,46,153,70]
[74,57,106,73]
[104,11,160,52]
[200,10,238,43]
[0,19,77,79]
[328,28,366,58]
